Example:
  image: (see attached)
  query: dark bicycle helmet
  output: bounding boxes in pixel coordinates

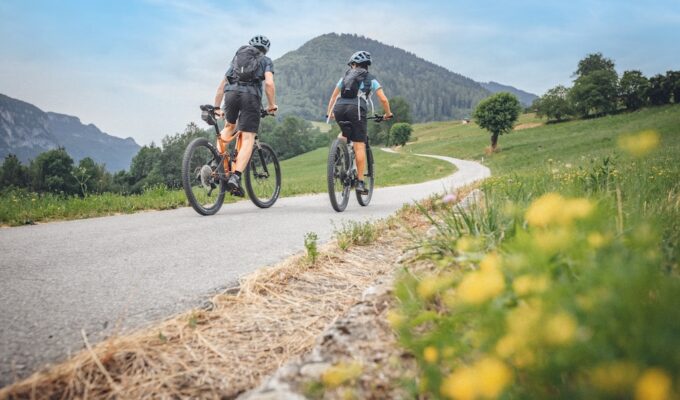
[348,50,372,66]
[249,35,271,54]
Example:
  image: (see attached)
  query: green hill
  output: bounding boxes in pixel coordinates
[274,33,491,122]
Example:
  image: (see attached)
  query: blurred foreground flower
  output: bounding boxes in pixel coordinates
[525,193,593,227]
[635,368,671,400]
[618,130,660,158]
[321,361,363,388]
[441,357,512,400]
[457,254,505,304]
[443,193,458,204]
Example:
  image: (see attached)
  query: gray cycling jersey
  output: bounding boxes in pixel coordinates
[224,56,275,99]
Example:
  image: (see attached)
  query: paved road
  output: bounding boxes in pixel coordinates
[0,152,489,386]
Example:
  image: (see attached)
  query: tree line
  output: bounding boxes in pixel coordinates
[0,99,414,197]
[533,53,680,121]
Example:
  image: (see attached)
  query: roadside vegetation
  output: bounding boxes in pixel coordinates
[0,141,452,226]
[390,103,680,399]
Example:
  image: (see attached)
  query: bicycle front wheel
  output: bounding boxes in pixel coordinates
[181,137,226,215]
[244,142,281,208]
[327,139,351,212]
[356,145,374,206]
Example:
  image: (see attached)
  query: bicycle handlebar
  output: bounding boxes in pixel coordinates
[366,114,394,122]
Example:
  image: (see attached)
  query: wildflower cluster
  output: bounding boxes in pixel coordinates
[392,130,679,399]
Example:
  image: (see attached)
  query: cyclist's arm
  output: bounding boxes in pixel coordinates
[375,88,393,118]
[214,78,226,109]
[326,86,340,116]
[264,71,277,112]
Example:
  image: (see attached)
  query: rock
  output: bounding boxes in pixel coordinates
[299,362,331,379]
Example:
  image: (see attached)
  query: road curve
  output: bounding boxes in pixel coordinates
[0,152,489,386]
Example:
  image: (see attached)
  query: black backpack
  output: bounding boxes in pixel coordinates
[340,67,371,99]
[231,45,263,84]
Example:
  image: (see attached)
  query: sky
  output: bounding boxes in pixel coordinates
[1,0,679,145]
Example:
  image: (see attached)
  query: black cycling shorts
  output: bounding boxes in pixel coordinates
[333,103,367,143]
[223,90,262,133]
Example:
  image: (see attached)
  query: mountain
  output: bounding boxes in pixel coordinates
[274,33,491,122]
[0,93,140,171]
[479,81,538,107]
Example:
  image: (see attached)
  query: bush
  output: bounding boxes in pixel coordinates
[390,123,413,146]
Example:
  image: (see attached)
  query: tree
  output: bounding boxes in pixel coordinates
[666,70,680,103]
[0,154,29,189]
[30,147,78,195]
[574,53,615,78]
[389,123,413,146]
[535,85,573,121]
[648,74,671,105]
[472,92,521,150]
[619,70,650,111]
[156,123,208,189]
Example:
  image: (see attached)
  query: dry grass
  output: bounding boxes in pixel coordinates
[1,222,411,400]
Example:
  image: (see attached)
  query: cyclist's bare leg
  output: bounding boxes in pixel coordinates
[353,142,366,179]
[235,132,256,173]
[217,122,237,153]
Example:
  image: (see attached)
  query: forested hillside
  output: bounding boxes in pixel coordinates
[274,33,491,122]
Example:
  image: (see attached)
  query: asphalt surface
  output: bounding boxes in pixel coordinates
[0,152,489,386]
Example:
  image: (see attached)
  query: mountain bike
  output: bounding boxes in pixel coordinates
[181,105,281,215]
[326,114,387,212]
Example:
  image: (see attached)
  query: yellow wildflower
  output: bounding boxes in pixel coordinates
[563,198,594,221]
[635,368,671,400]
[321,362,363,388]
[423,346,438,363]
[440,357,512,400]
[526,193,593,227]
[495,334,519,358]
[512,274,550,296]
[525,193,564,227]
[544,312,577,345]
[457,267,505,305]
[417,275,440,300]
[506,301,543,337]
[441,366,476,400]
[587,232,607,249]
[591,361,639,393]
[480,252,501,272]
[386,310,406,328]
[475,357,512,398]
[618,130,661,158]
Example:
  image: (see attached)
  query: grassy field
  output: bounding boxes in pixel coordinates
[280,145,453,196]
[406,106,680,173]
[0,145,453,226]
[391,105,680,399]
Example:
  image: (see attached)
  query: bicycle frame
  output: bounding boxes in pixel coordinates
[200,105,272,183]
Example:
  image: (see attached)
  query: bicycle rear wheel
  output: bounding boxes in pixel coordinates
[356,145,374,206]
[182,137,226,215]
[327,139,351,212]
[244,142,281,208]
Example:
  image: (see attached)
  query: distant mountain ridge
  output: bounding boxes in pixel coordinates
[273,33,537,122]
[0,93,140,171]
[480,81,538,107]
[274,33,490,122]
